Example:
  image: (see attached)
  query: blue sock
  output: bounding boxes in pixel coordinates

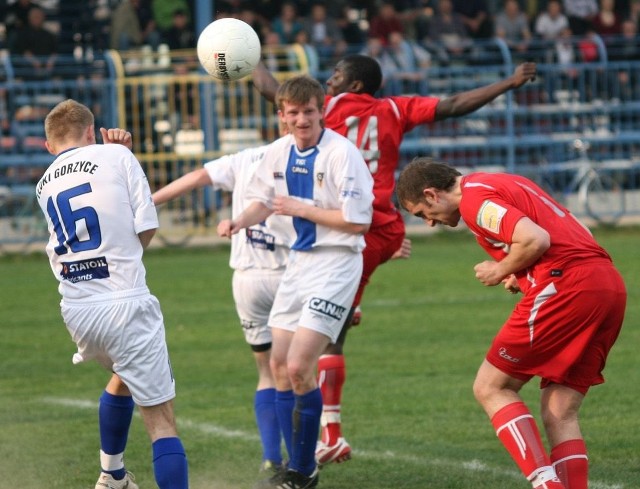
[152,437,188,489]
[99,391,134,480]
[255,388,282,464]
[289,388,322,476]
[275,389,295,460]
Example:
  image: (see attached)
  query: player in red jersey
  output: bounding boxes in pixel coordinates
[396,159,626,489]
[251,55,537,464]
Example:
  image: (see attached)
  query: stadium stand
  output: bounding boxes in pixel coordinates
[0,9,639,248]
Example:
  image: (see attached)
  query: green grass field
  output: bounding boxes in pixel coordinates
[1,227,639,489]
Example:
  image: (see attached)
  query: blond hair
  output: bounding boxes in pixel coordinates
[44,99,94,146]
[275,75,325,112]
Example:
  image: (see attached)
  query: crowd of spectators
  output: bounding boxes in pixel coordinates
[0,1,639,199]
[1,0,639,74]
[0,0,638,110]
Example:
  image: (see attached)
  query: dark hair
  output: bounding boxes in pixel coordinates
[396,157,461,208]
[340,54,383,95]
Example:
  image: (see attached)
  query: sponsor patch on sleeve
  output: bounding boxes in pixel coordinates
[477,200,507,234]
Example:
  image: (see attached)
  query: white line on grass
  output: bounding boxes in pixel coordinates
[43,397,624,489]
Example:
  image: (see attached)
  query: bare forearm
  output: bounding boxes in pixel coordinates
[252,61,279,103]
[152,169,211,205]
[435,62,536,119]
[474,218,549,286]
[435,78,516,119]
[496,241,547,278]
[234,201,274,229]
[294,206,369,235]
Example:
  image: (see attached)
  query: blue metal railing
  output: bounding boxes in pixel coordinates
[1,36,640,248]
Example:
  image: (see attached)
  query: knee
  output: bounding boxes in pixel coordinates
[540,403,579,433]
[286,360,314,392]
[472,375,492,406]
[270,356,287,380]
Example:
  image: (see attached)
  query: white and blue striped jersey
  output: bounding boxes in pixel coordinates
[204,146,292,270]
[36,144,158,300]
[247,128,374,252]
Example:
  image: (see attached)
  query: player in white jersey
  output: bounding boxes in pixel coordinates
[218,75,373,489]
[35,100,188,489]
[152,142,294,474]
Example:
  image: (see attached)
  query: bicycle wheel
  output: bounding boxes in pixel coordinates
[579,171,626,226]
[155,199,200,247]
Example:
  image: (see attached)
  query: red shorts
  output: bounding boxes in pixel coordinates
[352,210,405,307]
[486,260,626,394]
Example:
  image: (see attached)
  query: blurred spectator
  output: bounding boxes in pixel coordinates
[423,0,472,65]
[271,2,303,44]
[153,0,190,32]
[251,0,283,23]
[495,0,533,55]
[9,6,58,79]
[262,28,300,72]
[591,0,624,38]
[359,35,394,83]
[90,0,116,52]
[577,29,601,61]
[413,0,436,42]
[162,8,195,50]
[544,26,580,101]
[630,0,640,26]
[337,6,368,46]
[262,29,281,72]
[4,0,37,36]
[608,19,640,99]
[369,2,405,44]
[237,7,267,44]
[535,0,569,40]
[55,0,98,55]
[0,87,9,140]
[562,0,598,35]
[301,3,347,67]
[383,30,431,93]
[613,0,630,17]
[553,26,577,64]
[110,0,161,50]
[293,29,320,76]
[452,0,493,38]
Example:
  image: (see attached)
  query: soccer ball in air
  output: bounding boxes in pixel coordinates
[197,18,261,82]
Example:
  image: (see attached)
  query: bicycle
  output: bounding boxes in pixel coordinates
[0,183,48,253]
[535,139,627,226]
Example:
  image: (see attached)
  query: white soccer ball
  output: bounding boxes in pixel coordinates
[196,18,261,82]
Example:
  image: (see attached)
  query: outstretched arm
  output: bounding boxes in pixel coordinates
[251,61,280,103]
[434,62,537,120]
[152,168,212,205]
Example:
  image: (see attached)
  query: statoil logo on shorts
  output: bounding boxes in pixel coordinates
[60,256,110,283]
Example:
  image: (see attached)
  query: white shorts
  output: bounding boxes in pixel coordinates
[269,248,362,343]
[232,268,285,347]
[61,287,175,407]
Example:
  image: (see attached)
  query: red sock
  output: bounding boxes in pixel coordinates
[551,439,588,489]
[317,354,346,445]
[491,402,564,488]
